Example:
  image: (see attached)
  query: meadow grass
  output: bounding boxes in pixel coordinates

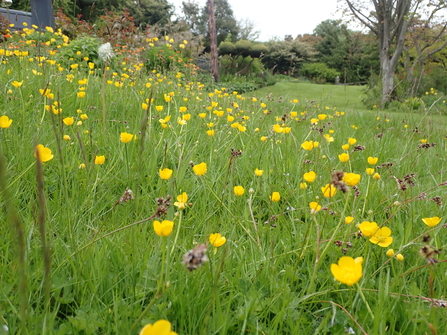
[1,29,447,335]
[254,81,369,113]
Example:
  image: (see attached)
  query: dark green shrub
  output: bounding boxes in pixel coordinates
[301,62,340,83]
[234,40,252,57]
[218,41,235,55]
[57,35,103,67]
[249,44,268,58]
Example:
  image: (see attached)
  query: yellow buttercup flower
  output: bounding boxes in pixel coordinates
[174,192,188,210]
[338,153,349,162]
[373,173,381,180]
[153,220,174,237]
[12,80,24,88]
[209,233,226,248]
[396,254,404,261]
[63,117,74,126]
[34,144,54,163]
[273,124,284,133]
[159,168,173,180]
[193,162,207,176]
[422,217,442,227]
[270,191,280,202]
[303,171,316,183]
[357,221,379,237]
[345,216,354,224]
[369,227,393,247]
[234,186,245,196]
[309,201,321,214]
[348,137,357,145]
[366,168,374,175]
[330,256,363,286]
[94,155,105,165]
[300,182,308,190]
[120,132,136,143]
[341,144,350,150]
[342,173,361,186]
[301,140,319,151]
[254,168,264,176]
[386,249,395,257]
[368,157,378,165]
[321,184,336,198]
[0,115,13,128]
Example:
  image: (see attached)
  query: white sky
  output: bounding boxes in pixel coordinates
[169,0,343,41]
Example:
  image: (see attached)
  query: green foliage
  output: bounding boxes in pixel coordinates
[262,39,317,76]
[57,35,103,67]
[52,0,172,25]
[124,0,173,27]
[218,41,235,55]
[301,62,340,83]
[419,64,447,98]
[362,73,383,108]
[144,44,186,73]
[403,97,424,111]
[313,20,379,84]
[249,43,268,58]
[199,0,240,51]
[234,39,252,57]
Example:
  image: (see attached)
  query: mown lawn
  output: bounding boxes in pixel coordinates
[254,81,368,112]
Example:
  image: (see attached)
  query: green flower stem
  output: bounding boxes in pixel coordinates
[321,192,351,258]
[356,283,375,320]
[131,236,167,332]
[124,143,130,181]
[361,175,372,217]
[170,210,182,257]
[307,191,351,294]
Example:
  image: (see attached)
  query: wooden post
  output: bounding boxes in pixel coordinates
[207,0,219,82]
[30,0,55,30]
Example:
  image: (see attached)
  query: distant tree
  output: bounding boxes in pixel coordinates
[179,0,202,35]
[125,0,173,27]
[313,19,378,83]
[262,39,317,76]
[402,19,447,96]
[237,18,260,41]
[35,0,172,26]
[296,34,322,47]
[301,62,341,83]
[342,0,447,106]
[198,0,239,51]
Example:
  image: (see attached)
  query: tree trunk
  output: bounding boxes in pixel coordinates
[345,0,412,106]
[207,0,219,82]
[381,57,395,107]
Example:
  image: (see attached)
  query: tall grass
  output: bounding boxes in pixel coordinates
[1,27,447,335]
